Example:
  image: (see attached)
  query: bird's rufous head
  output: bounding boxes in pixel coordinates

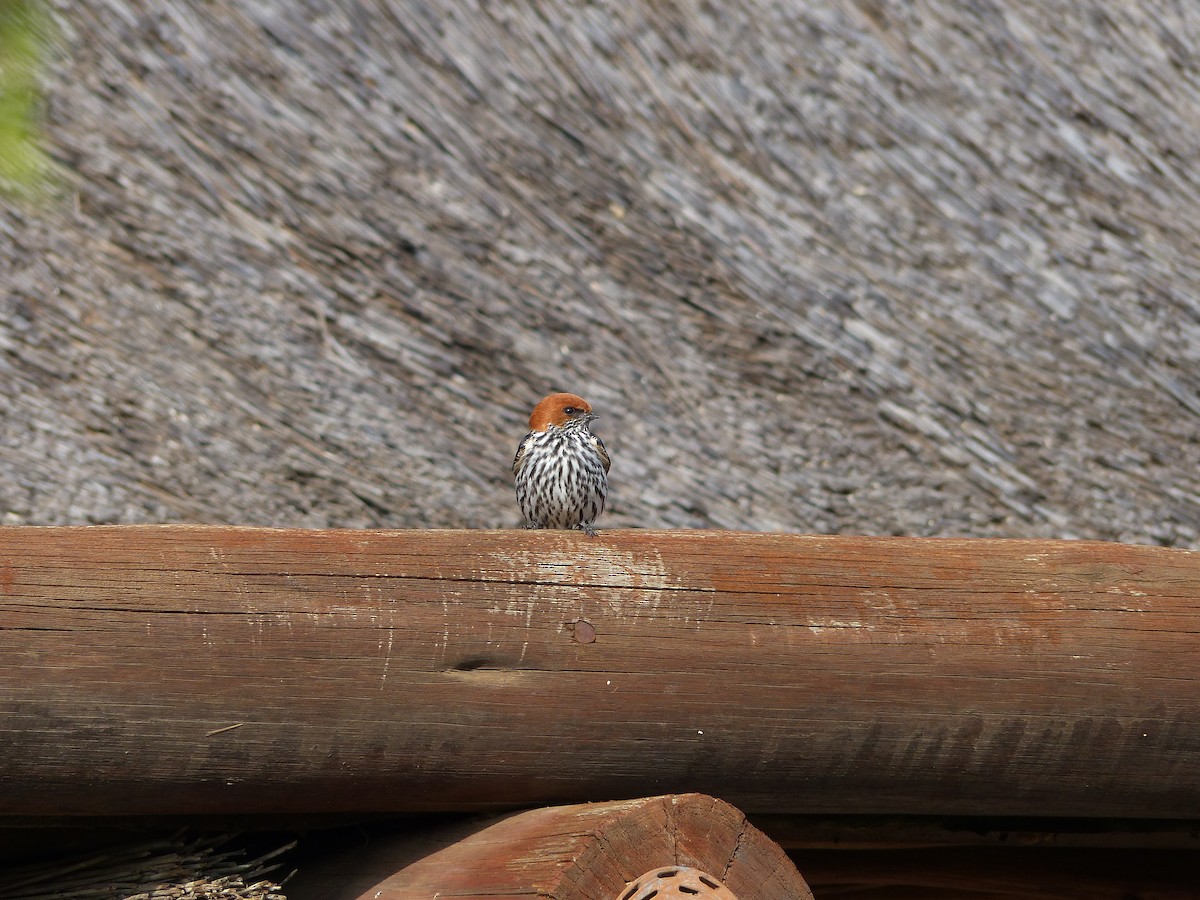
[528,393,595,431]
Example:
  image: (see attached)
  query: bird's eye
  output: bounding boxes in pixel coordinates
[563,406,578,415]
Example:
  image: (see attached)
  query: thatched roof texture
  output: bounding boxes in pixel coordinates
[2,0,1198,543]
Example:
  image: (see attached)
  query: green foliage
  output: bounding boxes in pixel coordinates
[0,0,53,196]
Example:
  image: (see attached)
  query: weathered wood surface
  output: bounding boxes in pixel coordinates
[288,794,810,900]
[2,1,1200,547]
[2,526,1198,819]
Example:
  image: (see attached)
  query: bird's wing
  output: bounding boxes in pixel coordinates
[593,434,611,474]
[512,433,532,477]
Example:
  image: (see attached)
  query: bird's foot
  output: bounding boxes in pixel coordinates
[577,523,599,537]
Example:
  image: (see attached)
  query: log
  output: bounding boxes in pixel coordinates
[287,793,811,900]
[1,526,1198,818]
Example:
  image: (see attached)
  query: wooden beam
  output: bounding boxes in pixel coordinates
[1,526,1198,818]
[287,793,811,900]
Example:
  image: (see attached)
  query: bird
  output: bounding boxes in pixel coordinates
[513,392,611,536]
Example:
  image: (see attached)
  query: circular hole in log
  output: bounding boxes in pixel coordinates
[616,866,738,899]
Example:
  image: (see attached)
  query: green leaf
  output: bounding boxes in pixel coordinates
[0,0,54,197]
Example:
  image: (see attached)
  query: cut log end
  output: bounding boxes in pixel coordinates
[289,794,812,900]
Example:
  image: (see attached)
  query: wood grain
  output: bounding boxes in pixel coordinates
[1,526,1198,818]
[288,793,811,900]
